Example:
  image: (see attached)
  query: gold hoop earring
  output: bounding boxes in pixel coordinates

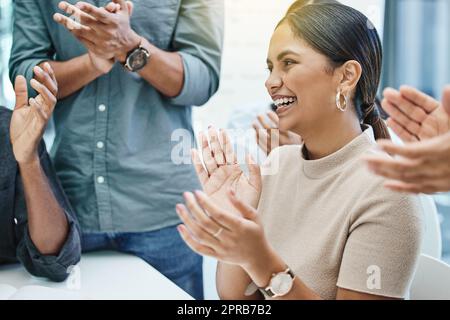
[336,91,348,112]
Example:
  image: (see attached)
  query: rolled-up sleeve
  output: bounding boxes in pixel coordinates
[15,141,81,283]
[169,0,224,106]
[9,0,55,94]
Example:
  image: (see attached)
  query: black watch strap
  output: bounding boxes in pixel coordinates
[123,39,150,72]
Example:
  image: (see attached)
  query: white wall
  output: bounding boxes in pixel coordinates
[193,0,385,130]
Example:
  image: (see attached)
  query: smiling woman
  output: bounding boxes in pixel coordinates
[266,2,389,153]
[176,2,424,301]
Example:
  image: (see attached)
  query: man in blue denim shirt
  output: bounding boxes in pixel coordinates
[9,0,223,299]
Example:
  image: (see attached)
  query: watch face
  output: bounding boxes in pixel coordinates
[270,273,293,296]
[129,49,149,71]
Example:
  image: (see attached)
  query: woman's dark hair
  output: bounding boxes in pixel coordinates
[279,3,390,140]
[286,0,339,15]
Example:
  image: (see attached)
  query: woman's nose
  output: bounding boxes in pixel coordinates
[265,73,283,94]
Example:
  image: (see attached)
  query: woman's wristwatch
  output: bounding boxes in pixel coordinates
[258,267,296,299]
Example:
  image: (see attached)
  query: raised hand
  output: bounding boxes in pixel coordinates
[10,63,58,164]
[192,127,262,214]
[53,1,114,73]
[53,1,124,74]
[176,190,268,268]
[364,133,450,194]
[252,111,302,156]
[382,86,450,142]
[53,0,140,67]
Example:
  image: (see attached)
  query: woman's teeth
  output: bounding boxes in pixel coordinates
[274,97,297,108]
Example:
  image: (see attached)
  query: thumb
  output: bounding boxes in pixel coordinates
[442,85,450,116]
[105,2,120,12]
[126,1,134,16]
[14,76,28,110]
[246,154,261,190]
[112,0,128,14]
[228,190,258,221]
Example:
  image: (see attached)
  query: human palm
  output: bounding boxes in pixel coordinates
[253,111,302,155]
[10,100,46,163]
[10,66,57,164]
[277,128,302,148]
[55,1,135,75]
[417,104,450,139]
[384,86,450,142]
[192,129,262,215]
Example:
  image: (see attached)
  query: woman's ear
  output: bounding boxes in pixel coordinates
[337,60,362,95]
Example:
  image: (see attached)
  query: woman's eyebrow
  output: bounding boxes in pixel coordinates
[267,49,301,65]
[277,50,300,61]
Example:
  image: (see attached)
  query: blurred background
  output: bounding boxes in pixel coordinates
[1,0,450,264]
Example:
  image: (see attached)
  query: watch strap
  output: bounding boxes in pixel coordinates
[123,38,150,72]
[259,267,295,299]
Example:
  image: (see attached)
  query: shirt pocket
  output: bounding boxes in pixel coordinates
[130,0,180,50]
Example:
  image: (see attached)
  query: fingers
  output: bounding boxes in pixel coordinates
[105,2,121,12]
[29,97,48,123]
[383,180,425,194]
[33,65,57,97]
[267,111,280,126]
[57,1,101,28]
[442,85,450,117]
[208,126,225,166]
[228,189,258,220]
[104,0,132,14]
[381,96,422,137]
[191,149,208,187]
[54,13,100,45]
[220,129,237,165]
[200,132,218,176]
[376,140,426,159]
[194,191,240,230]
[253,122,269,155]
[30,78,57,113]
[177,224,217,257]
[55,1,110,43]
[112,0,129,13]
[255,112,282,153]
[412,118,438,140]
[399,85,440,114]
[257,114,272,130]
[384,180,444,195]
[383,87,429,124]
[252,121,260,140]
[14,76,28,110]
[80,36,106,56]
[183,192,228,236]
[41,62,58,87]
[126,1,134,16]
[365,155,427,183]
[35,95,45,107]
[71,24,99,44]
[176,203,221,247]
[386,118,418,142]
[246,154,261,191]
[53,12,91,32]
[75,1,112,23]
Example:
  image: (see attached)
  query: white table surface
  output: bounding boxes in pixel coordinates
[0,251,193,300]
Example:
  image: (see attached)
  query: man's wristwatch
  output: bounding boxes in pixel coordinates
[123,39,150,72]
[258,267,296,299]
